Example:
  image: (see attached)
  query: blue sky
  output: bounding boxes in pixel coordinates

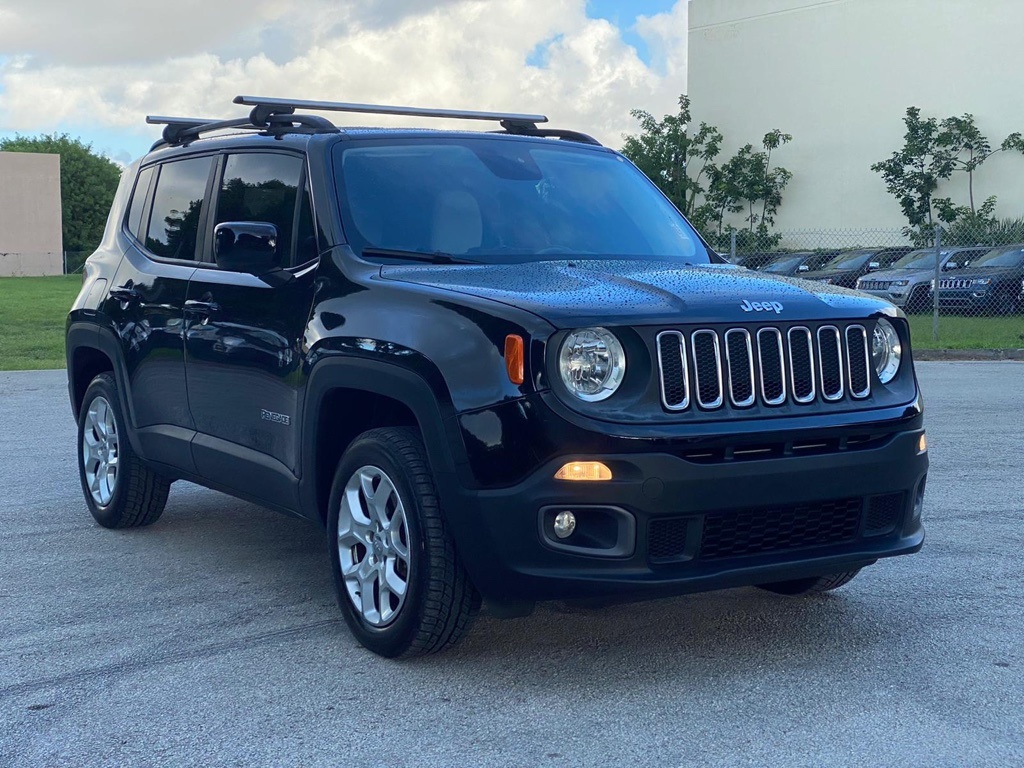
[0,0,688,163]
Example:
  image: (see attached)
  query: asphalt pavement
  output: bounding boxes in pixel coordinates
[1,363,1021,767]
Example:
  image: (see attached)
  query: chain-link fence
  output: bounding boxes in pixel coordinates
[716,226,1024,350]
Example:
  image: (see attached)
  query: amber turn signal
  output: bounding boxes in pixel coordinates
[918,433,927,453]
[505,334,524,385]
[554,461,613,481]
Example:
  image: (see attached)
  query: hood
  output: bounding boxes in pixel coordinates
[380,259,895,327]
[798,265,861,281]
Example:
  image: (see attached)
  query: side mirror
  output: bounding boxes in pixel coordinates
[943,261,958,271]
[797,264,810,272]
[214,222,279,274]
[867,261,881,270]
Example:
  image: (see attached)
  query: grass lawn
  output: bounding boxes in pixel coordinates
[908,314,1024,350]
[0,275,82,370]
[0,276,1021,370]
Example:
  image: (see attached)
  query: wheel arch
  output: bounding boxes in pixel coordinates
[300,356,464,528]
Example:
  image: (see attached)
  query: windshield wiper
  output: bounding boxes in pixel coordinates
[361,247,478,265]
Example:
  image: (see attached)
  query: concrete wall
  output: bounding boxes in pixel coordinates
[0,152,63,276]
[688,0,1024,237]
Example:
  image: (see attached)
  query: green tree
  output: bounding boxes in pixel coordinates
[622,96,792,251]
[872,108,1024,244]
[0,133,122,253]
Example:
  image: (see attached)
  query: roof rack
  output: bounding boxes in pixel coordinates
[233,95,548,131]
[146,96,602,149]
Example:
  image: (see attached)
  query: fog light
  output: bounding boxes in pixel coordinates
[554,461,612,481]
[553,511,577,539]
[919,433,927,453]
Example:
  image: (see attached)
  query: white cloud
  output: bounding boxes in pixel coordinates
[0,0,689,155]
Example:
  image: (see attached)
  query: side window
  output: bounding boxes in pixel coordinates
[145,157,214,261]
[216,153,304,267]
[127,166,155,239]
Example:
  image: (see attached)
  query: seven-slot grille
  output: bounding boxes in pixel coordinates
[657,323,873,411]
[859,280,892,290]
[938,277,971,289]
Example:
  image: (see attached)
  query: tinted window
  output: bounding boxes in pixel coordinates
[822,250,874,270]
[970,246,1024,268]
[145,157,213,261]
[334,139,707,264]
[127,166,155,239]
[216,153,304,266]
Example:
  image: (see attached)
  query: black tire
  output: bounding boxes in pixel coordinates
[756,569,861,596]
[77,373,170,529]
[327,427,479,657]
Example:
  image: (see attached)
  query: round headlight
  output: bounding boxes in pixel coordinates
[871,318,902,384]
[558,327,626,402]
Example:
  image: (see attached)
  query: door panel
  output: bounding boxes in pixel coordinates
[184,264,317,475]
[184,151,318,481]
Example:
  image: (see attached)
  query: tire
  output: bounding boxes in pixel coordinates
[327,427,479,657]
[756,569,861,596]
[77,373,170,529]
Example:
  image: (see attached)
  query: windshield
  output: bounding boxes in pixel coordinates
[969,246,1024,268]
[891,249,952,270]
[333,138,709,264]
[761,254,806,274]
[821,250,875,270]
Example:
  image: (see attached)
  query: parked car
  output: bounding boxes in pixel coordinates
[66,96,928,658]
[757,251,836,277]
[800,247,913,288]
[856,246,989,312]
[933,244,1024,314]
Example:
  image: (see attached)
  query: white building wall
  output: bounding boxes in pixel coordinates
[0,152,63,276]
[688,0,1024,238]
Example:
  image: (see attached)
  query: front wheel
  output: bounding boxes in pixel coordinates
[756,569,862,596]
[327,427,479,657]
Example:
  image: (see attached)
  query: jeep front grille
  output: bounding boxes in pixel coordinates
[859,280,892,291]
[656,322,873,411]
[938,278,971,289]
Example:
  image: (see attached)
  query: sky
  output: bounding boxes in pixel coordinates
[0,0,687,164]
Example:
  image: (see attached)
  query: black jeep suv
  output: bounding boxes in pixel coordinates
[66,97,928,657]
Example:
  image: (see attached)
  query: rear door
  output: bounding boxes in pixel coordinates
[104,155,216,469]
[183,151,320,506]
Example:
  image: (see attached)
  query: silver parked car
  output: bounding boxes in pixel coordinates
[856,246,989,312]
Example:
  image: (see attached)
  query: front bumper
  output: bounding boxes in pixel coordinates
[858,286,911,306]
[442,425,927,603]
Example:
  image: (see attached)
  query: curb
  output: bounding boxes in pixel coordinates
[915,348,1024,361]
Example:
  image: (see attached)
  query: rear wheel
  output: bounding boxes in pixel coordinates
[756,569,861,596]
[327,427,479,657]
[77,373,170,528]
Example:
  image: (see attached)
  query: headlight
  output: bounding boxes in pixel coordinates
[891,280,909,287]
[972,278,992,286]
[871,318,902,384]
[558,327,626,402]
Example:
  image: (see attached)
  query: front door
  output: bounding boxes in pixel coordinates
[183,151,320,506]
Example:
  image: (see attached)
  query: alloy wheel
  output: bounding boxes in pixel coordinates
[336,465,411,627]
[82,395,119,506]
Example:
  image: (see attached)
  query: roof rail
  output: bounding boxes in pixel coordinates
[234,95,548,130]
[145,112,339,149]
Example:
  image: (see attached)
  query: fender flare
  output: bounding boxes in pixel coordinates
[66,321,145,455]
[298,355,466,524]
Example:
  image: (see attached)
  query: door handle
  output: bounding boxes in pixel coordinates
[184,299,221,315]
[109,282,140,303]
